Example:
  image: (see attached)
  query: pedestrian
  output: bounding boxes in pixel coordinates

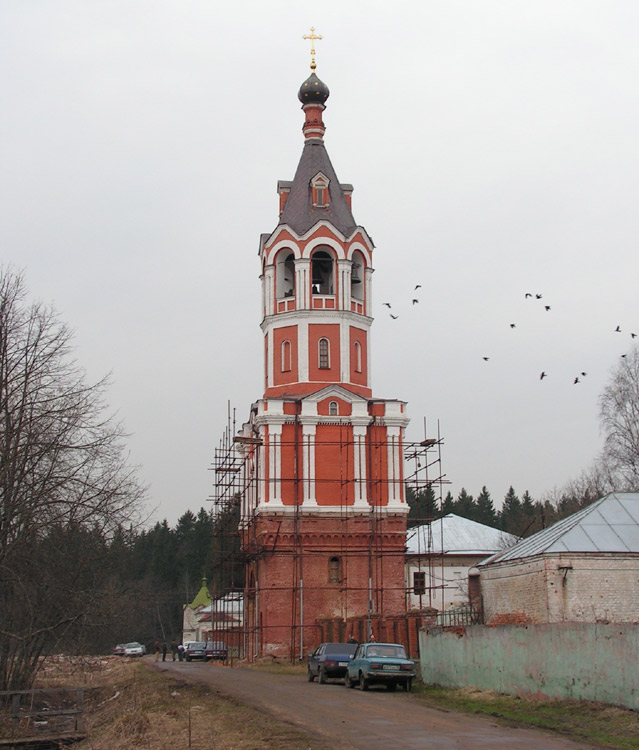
[162,641,167,662]
[177,643,184,662]
[171,639,177,661]
[154,640,160,662]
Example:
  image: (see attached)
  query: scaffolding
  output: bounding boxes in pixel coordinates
[206,405,451,662]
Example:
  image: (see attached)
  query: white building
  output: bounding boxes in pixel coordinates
[406,514,516,612]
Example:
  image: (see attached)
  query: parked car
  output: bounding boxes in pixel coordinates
[206,641,228,660]
[184,641,208,661]
[307,642,358,683]
[112,643,126,656]
[123,642,145,657]
[344,642,415,691]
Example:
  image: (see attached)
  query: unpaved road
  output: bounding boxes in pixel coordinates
[151,660,597,750]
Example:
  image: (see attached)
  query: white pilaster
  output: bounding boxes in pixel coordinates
[296,258,311,310]
[302,423,318,506]
[352,424,369,508]
[267,423,283,507]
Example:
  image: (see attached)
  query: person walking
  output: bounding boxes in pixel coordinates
[154,640,160,662]
[171,639,177,661]
[161,641,168,662]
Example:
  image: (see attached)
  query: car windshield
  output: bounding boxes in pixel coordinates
[125,642,141,648]
[324,643,357,655]
[365,644,407,658]
[190,642,206,648]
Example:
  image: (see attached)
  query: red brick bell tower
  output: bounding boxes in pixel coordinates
[239,56,409,658]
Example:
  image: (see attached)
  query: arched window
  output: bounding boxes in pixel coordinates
[318,338,330,369]
[328,400,338,416]
[354,341,362,373]
[281,340,291,372]
[328,556,342,584]
[311,250,334,295]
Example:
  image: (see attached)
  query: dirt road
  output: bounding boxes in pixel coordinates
[151,660,598,750]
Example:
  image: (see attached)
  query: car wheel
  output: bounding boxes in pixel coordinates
[387,682,397,691]
[358,672,369,691]
[344,674,352,688]
[307,668,315,682]
[402,678,412,692]
[186,656,191,662]
[319,668,327,684]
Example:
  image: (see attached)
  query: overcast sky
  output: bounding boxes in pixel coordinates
[2,1,638,524]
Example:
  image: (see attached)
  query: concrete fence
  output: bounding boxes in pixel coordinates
[419,622,639,710]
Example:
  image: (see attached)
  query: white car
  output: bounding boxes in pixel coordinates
[123,641,145,657]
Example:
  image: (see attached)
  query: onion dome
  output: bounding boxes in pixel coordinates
[298,73,330,104]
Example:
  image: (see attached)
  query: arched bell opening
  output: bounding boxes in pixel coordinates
[276,250,296,299]
[351,250,365,301]
[311,249,334,295]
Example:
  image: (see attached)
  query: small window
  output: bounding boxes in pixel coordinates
[281,340,291,372]
[413,571,426,596]
[354,341,362,373]
[318,338,330,369]
[311,172,330,209]
[328,556,341,584]
[328,400,338,416]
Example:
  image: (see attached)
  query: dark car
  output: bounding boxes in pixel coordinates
[344,642,415,691]
[206,641,228,660]
[307,642,358,683]
[184,641,207,661]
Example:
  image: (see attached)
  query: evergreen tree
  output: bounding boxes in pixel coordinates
[441,491,455,515]
[499,486,523,536]
[406,486,437,527]
[454,488,476,520]
[475,486,497,527]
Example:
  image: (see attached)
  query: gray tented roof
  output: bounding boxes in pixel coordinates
[479,492,639,565]
[278,139,357,237]
[406,514,517,556]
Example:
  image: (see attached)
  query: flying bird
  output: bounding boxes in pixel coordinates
[390,314,398,320]
[540,371,547,380]
[414,284,422,290]
[536,294,543,299]
[615,326,621,332]
[581,372,587,377]
[574,377,580,384]
[482,357,490,362]
[545,306,551,311]
[525,293,533,299]
[510,323,516,329]
[382,302,392,308]
[631,333,637,339]
[412,299,419,305]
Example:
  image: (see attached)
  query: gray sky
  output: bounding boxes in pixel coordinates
[2,1,638,524]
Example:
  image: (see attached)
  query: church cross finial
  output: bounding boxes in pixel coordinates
[303,27,323,72]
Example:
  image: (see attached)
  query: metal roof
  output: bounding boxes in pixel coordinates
[277,139,358,237]
[479,492,639,565]
[406,514,517,556]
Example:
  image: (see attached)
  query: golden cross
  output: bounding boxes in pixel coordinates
[303,27,323,72]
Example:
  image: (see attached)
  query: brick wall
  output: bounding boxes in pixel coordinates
[480,553,639,624]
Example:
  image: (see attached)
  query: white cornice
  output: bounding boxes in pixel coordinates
[263,221,374,253]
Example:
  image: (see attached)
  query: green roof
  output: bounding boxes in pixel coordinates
[187,577,212,609]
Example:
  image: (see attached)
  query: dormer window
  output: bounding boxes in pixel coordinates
[328,400,338,416]
[311,172,330,209]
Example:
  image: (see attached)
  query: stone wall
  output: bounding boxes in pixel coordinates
[419,622,639,710]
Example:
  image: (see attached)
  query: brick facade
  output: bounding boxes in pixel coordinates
[480,553,639,624]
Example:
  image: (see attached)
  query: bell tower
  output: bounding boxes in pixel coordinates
[240,53,410,658]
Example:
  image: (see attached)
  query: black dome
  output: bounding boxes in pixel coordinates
[298,73,330,104]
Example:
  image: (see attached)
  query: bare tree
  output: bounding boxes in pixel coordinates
[0,269,145,689]
[599,346,639,490]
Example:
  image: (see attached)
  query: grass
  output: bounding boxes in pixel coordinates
[412,683,639,750]
[62,658,331,750]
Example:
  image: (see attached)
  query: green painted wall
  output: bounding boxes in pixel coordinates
[419,623,639,710]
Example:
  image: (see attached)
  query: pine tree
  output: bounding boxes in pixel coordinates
[441,491,455,515]
[406,486,437,527]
